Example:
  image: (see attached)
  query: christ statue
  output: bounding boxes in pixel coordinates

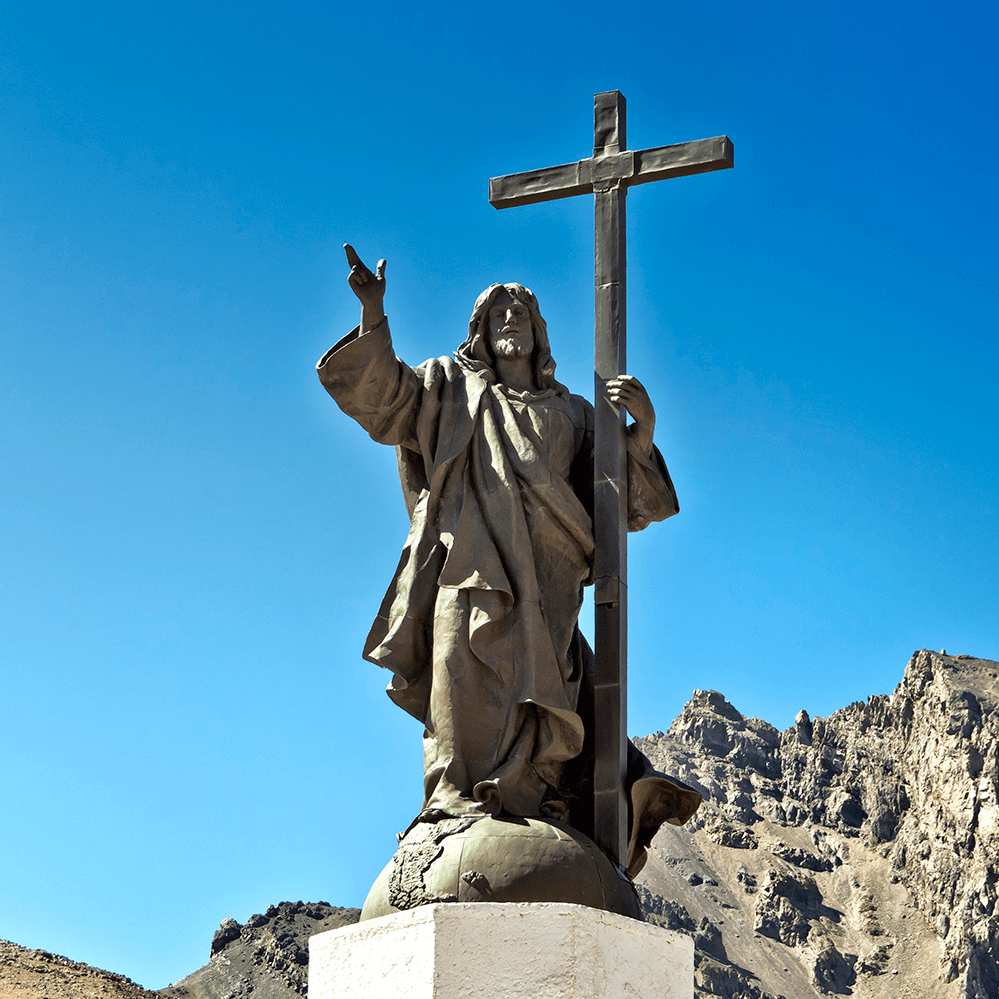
[318,245,699,881]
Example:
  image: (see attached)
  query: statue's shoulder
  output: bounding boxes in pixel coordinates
[409,358,489,413]
[413,355,467,385]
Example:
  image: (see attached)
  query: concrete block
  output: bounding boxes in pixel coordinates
[309,902,692,999]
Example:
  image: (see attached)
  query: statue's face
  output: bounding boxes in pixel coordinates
[487,289,534,361]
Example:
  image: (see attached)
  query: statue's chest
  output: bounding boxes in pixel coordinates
[500,396,581,481]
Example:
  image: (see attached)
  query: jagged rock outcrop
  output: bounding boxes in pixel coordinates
[158,902,360,999]
[635,649,999,999]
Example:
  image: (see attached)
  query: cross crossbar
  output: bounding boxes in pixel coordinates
[489,136,734,210]
[487,92,732,869]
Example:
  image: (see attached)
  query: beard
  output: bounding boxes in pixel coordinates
[491,333,533,359]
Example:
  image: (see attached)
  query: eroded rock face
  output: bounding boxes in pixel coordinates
[635,649,999,999]
[159,902,360,999]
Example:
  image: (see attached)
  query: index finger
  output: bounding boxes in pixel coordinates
[343,243,366,271]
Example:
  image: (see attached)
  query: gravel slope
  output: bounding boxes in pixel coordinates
[0,940,161,999]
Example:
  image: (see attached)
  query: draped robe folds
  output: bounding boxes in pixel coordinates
[318,316,701,876]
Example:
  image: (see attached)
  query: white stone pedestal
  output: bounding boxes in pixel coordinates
[309,902,692,999]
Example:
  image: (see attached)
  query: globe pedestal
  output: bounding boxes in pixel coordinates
[309,902,693,999]
[361,814,641,920]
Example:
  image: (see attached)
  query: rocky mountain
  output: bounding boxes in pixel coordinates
[4,649,995,999]
[158,903,360,999]
[634,648,999,999]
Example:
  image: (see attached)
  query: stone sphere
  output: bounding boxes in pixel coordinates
[360,815,641,921]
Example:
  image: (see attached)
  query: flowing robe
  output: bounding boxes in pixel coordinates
[318,317,699,874]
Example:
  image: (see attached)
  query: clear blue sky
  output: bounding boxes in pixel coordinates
[2,0,996,989]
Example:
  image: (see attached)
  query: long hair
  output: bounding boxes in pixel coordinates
[454,283,563,394]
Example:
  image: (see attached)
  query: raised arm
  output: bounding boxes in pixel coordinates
[316,245,420,449]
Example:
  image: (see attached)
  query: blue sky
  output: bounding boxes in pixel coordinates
[2,0,996,989]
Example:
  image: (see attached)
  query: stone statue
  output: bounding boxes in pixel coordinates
[317,245,700,918]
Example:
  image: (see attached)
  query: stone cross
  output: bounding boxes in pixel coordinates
[488,91,733,867]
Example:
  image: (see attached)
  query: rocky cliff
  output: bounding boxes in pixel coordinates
[158,902,360,999]
[634,649,999,999]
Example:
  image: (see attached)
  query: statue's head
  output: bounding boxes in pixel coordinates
[486,288,534,363]
[456,282,559,391]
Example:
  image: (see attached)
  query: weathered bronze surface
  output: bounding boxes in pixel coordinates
[318,247,700,916]
[361,815,643,921]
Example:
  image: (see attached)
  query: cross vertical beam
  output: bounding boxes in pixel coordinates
[591,91,629,864]
[488,92,733,869]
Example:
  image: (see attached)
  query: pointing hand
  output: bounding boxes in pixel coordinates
[344,243,387,311]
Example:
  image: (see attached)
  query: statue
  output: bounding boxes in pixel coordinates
[317,245,700,919]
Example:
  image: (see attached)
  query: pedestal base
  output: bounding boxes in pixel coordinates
[309,902,692,999]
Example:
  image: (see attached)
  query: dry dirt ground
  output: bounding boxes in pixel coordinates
[0,940,160,999]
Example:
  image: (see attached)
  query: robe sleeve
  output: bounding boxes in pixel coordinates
[316,317,421,451]
[625,430,680,532]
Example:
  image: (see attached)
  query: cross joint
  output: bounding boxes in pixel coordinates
[584,150,635,185]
